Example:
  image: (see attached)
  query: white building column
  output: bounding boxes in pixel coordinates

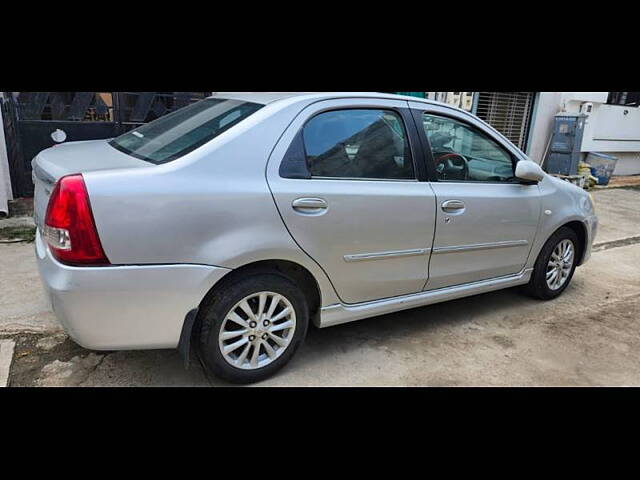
[0,93,13,216]
[522,92,563,164]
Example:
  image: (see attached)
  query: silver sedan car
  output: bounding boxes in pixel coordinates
[33,92,598,383]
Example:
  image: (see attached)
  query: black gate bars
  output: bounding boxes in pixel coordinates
[1,92,210,197]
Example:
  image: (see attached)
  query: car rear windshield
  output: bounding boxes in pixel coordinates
[108,98,264,164]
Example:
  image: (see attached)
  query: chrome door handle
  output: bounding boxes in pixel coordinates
[441,199,465,213]
[292,197,328,214]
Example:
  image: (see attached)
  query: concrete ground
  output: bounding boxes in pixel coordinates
[2,187,640,386]
[589,187,640,244]
[0,241,60,334]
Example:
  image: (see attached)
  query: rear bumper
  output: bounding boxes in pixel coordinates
[35,229,231,350]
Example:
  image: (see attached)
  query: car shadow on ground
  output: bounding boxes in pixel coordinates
[11,284,554,387]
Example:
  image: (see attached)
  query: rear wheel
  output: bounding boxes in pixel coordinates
[524,226,579,300]
[198,274,309,384]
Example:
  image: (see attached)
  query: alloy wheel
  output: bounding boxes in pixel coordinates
[546,239,574,290]
[218,291,297,370]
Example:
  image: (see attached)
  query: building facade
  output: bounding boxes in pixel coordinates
[418,91,640,173]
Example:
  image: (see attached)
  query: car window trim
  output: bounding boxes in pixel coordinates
[410,106,524,184]
[422,111,518,183]
[279,106,426,182]
[310,176,419,183]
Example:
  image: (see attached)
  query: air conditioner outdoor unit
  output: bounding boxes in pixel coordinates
[580,102,594,115]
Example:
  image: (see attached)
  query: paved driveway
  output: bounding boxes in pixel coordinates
[2,188,640,386]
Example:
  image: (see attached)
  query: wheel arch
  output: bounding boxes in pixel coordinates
[198,259,321,335]
[561,220,587,265]
[530,218,589,270]
[180,259,323,369]
[206,259,322,317]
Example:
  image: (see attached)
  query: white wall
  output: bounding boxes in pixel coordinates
[607,152,640,175]
[581,103,640,152]
[561,92,609,109]
[0,93,13,215]
[527,92,563,164]
[579,98,640,175]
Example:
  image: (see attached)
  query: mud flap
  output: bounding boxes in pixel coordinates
[177,308,199,369]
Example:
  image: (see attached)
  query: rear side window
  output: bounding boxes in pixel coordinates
[109,98,264,164]
[302,109,415,180]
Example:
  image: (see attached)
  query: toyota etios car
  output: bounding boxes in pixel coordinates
[33,92,598,383]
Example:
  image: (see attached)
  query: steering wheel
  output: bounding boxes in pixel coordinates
[435,152,469,181]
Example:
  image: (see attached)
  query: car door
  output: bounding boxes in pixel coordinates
[409,102,541,290]
[266,98,436,304]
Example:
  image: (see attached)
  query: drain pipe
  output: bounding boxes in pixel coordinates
[539,134,553,168]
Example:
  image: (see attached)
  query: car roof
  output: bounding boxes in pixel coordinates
[207,92,526,159]
[208,91,452,109]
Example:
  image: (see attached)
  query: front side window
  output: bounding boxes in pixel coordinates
[422,113,515,182]
[109,98,264,164]
[302,109,415,180]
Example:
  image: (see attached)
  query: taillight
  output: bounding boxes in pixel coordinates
[43,174,110,266]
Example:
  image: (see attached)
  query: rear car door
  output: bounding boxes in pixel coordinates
[266,98,436,304]
[409,102,541,290]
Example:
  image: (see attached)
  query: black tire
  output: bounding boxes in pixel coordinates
[523,226,579,300]
[197,273,309,384]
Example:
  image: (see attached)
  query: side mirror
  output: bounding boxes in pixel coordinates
[515,160,545,183]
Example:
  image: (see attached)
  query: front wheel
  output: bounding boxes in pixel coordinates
[524,226,579,300]
[198,274,309,384]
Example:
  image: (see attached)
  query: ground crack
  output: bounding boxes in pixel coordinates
[593,235,640,252]
[78,353,109,386]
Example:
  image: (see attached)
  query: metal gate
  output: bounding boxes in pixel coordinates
[1,92,210,197]
[474,92,535,152]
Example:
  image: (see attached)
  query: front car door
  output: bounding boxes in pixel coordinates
[267,98,436,304]
[409,101,541,290]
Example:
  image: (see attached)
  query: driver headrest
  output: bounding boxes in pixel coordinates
[429,132,453,150]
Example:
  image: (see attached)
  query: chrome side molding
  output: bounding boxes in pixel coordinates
[343,248,429,263]
[317,268,533,328]
[432,239,528,255]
